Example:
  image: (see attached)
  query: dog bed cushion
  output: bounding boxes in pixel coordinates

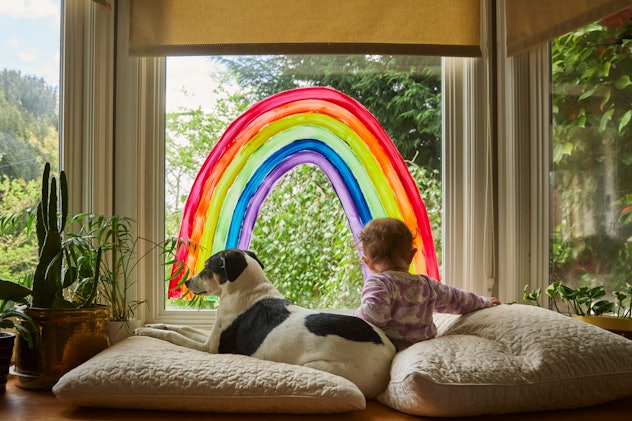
[378,304,632,417]
[53,335,365,414]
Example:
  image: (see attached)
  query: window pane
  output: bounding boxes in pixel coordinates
[165,55,443,310]
[0,0,60,283]
[551,12,632,301]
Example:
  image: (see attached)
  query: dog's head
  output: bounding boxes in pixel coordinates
[184,248,265,296]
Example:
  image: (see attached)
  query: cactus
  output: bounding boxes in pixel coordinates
[0,163,100,309]
[31,163,65,308]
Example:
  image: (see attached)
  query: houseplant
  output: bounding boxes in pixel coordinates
[78,214,148,343]
[74,214,182,343]
[0,163,109,389]
[0,300,37,392]
[523,281,632,338]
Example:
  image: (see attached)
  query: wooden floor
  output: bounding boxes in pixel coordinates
[1,375,631,421]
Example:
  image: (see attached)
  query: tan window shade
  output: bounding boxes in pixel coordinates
[506,0,632,56]
[129,0,481,57]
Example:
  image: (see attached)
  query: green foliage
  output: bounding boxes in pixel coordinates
[0,70,59,289]
[0,176,40,282]
[71,214,179,321]
[550,16,632,293]
[249,164,362,309]
[0,300,38,348]
[523,281,631,319]
[0,69,58,180]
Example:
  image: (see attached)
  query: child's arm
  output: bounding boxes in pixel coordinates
[354,277,392,328]
[430,277,497,314]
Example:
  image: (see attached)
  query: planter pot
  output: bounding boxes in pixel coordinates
[108,319,141,345]
[0,332,16,392]
[572,315,632,339]
[11,305,110,390]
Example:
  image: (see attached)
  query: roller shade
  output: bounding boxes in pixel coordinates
[506,0,632,56]
[129,0,481,57]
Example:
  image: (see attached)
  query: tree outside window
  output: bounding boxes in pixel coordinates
[551,8,632,297]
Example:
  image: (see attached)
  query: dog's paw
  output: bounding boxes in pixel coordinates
[142,323,170,330]
[133,327,153,336]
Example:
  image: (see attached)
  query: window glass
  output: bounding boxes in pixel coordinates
[551,11,632,302]
[165,55,443,310]
[0,0,60,283]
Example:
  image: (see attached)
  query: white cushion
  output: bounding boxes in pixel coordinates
[53,336,365,414]
[378,304,632,417]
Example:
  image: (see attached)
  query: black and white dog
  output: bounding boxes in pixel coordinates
[135,248,396,398]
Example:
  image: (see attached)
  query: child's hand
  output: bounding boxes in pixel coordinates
[490,297,501,306]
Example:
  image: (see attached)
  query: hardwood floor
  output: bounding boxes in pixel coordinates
[2,375,631,421]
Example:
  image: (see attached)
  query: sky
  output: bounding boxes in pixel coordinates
[0,0,218,112]
[0,0,61,87]
[166,56,220,112]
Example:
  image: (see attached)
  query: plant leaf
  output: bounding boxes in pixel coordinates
[619,110,632,133]
[599,108,615,132]
[615,74,632,89]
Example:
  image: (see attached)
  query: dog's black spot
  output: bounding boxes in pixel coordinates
[219,298,291,355]
[222,249,249,283]
[243,250,264,269]
[304,313,384,345]
[219,249,264,283]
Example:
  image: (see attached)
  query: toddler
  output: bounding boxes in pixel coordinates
[354,218,500,350]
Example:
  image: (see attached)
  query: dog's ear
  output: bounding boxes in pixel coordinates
[244,250,264,270]
[222,249,249,283]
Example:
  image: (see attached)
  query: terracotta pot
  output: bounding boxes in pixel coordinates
[572,315,632,339]
[11,305,110,390]
[0,332,16,392]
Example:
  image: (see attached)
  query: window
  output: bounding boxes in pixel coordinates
[550,13,632,299]
[164,55,443,311]
[0,0,60,282]
[7,1,628,326]
[116,1,495,325]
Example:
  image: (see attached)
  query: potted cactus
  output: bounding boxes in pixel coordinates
[0,163,109,390]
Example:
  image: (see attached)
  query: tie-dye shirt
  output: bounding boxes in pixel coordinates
[354,271,492,350]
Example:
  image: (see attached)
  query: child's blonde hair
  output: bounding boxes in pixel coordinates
[359,218,415,264]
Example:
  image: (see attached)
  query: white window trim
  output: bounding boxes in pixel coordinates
[68,0,550,325]
[496,1,551,302]
[442,56,497,298]
[61,0,114,216]
[442,0,497,299]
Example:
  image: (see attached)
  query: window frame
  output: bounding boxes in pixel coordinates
[65,0,548,325]
[61,0,115,216]
[496,0,551,300]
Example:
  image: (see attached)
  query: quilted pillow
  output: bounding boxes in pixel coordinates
[378,304,632,417]
[53,335,365,414]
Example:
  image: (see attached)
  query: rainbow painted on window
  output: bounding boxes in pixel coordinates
[168,87,438,299]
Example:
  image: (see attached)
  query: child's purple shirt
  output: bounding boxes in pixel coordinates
[354,271,492,350]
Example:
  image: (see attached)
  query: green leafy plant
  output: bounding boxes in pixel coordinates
[0,300,37,348]
[0,163,102,309]
[550,14,632,303]
[523,281,632,318]
[77,214,178,322]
